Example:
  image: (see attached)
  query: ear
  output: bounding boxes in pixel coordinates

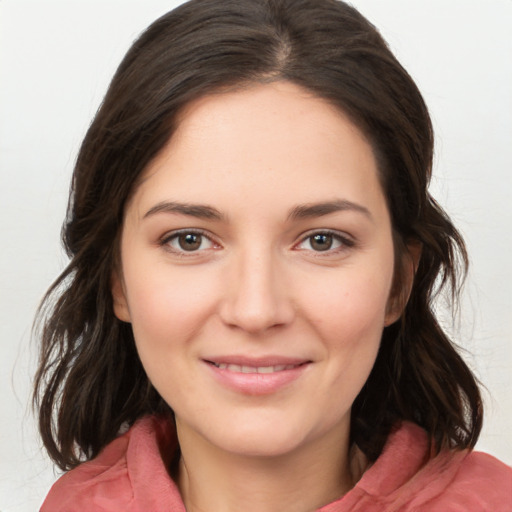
[384,242,422,327]
[111,271,131,322]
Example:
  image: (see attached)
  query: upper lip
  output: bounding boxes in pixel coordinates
[203,355,311,367]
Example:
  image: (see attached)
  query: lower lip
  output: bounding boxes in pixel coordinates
[204,362,310,396]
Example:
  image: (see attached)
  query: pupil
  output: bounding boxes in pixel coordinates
[179,233,201,251]
[311,234,332,251]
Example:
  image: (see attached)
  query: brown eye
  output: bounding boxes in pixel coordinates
[164,231,216,253]
[296,231,351,253]
[310,233,333,251]
[178,233,202,251]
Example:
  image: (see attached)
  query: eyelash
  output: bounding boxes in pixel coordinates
[294,229,355,255]
[159,228,355,257]
[159,229,220,256]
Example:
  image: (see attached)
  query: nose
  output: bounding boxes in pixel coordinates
[218,249,295,334]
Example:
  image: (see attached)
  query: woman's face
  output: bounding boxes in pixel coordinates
[113,81,401,459]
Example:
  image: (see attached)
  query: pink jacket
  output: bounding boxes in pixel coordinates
[41,416,512,511]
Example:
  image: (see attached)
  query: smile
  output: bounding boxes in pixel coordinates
[209,363,301,373]
[204,358,311,395]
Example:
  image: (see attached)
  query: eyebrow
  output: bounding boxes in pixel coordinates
[143,201,225,221]
[143,199,371,222]
[287,200,372,221]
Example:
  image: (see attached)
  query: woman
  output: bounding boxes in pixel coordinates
[35,0,511,510]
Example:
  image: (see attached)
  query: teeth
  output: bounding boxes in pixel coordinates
[212,362,297,373]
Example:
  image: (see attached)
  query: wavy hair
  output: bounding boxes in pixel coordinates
[34,0,482,470]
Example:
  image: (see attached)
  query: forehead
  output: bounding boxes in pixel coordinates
[172,81,369,163]
[129,81,385,219]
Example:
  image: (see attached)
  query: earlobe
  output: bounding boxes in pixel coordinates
[111,271,131,323]
[384,242,422,326]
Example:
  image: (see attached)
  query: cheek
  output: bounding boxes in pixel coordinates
[123,267,221,408]
[309,267,391,408]
[302,254,394,394]
[307,265,393,340]
[123,261,221,354]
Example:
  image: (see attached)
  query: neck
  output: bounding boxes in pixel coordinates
[176,423,363,512]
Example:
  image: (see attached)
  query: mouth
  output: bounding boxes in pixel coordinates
[203,357,311,395]
[207,362,305,373]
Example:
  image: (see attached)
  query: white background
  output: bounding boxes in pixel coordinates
[1,0,511,510]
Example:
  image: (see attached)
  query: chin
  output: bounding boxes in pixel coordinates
[217,430,308,458]
[197,411,329,459]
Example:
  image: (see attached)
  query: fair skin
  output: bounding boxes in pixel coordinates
[112,81,411,512]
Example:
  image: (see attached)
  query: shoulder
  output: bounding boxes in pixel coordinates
[40,432,132,512]
[350,423,511,512]
[40,416,184,512]
[429,450,512,510]
[404,443,512,511]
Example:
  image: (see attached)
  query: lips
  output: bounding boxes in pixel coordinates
[205,355,309,371]
[203,356,311,395]
[210,362,301,373]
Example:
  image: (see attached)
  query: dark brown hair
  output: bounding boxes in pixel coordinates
[34,0,482,470]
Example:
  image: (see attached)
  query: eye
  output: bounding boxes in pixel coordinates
[296,231,353,253]
[161,230,217,253]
